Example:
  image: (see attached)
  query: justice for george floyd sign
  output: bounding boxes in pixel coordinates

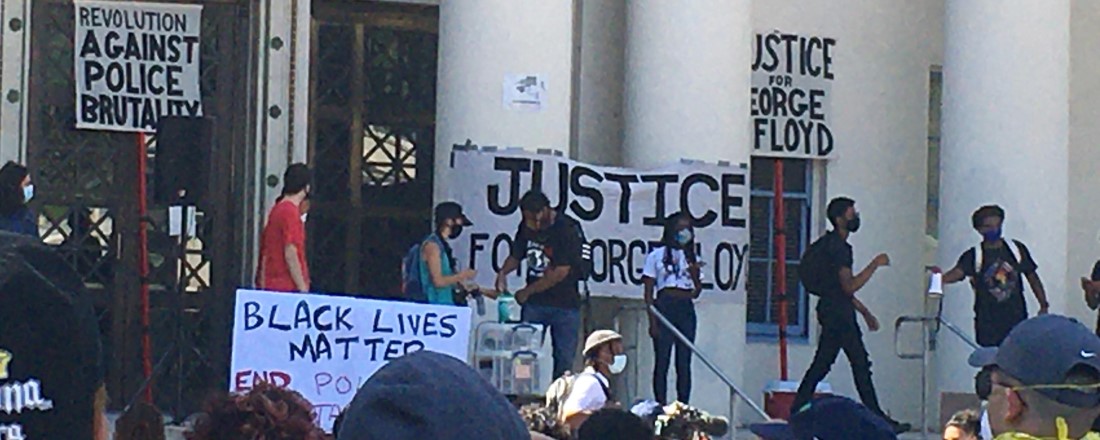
[751,32,836,159]
[229,290,472,432]
[74,1,203,132]
[445,149,750,302]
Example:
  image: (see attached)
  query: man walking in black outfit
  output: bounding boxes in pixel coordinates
[791,197,910,433]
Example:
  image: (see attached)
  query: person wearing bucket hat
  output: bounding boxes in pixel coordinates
[561,330,627,430]
[967,314,1100,439]
[748,395,897,440]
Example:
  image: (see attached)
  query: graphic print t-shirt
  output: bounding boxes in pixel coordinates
[956,240,1037,346]
[510,215,581,310]
[642,246,695,292]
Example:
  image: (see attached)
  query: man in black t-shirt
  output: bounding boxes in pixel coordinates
[495,191,582,379]
[933,205,1049,348]
[931,205,1048,410]
[791,197,908,433]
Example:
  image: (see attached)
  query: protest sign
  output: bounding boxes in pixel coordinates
[444,149,749,302]
[74,1,203,132]
[751,32,835,159]
[229,290,472,432]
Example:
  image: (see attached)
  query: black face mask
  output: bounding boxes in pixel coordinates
[847,215,861,233]
[449,225,464,240]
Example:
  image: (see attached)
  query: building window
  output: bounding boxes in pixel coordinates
[927,68,943,238]
[747,158,813,338]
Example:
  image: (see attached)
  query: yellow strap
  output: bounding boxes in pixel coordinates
[991,417,1077,440]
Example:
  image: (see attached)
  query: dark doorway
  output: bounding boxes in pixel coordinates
[26,0,253,416]
[308,2,438,297]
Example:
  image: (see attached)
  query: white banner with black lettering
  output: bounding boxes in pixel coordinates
[74,1,203,132]
[751,32,835,159]
[229,290,472,432]
[444,149,749,302]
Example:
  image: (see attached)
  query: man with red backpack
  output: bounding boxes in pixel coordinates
[793,196,909,433]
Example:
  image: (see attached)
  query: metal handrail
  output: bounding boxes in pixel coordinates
[647,304,772,421]
[894,291,982,440]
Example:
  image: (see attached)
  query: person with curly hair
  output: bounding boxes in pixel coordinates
[185,382,327,440]
[519,404,572,440]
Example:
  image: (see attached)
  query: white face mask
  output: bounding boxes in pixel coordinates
[22,184,33,203]
[609,354,628,375]
[300,213,308,224]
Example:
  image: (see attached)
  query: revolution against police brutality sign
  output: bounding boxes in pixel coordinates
[446,149,749,302]
[229,290,472,432]
[74,1,203,132]
[752,32,835,159]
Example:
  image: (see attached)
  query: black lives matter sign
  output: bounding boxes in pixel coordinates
[751,32,836,159]
[74,1,203,133]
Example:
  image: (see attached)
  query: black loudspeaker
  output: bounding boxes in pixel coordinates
[154,117,214,206]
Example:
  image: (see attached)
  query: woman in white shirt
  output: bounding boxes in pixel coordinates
[643,212,702,405]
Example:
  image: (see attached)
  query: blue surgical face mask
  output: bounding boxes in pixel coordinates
[675,228,693,246]
[22,184,33,203]
[982,228,1002,242]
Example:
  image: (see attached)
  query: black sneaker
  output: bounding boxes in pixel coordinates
[883,416,912,434]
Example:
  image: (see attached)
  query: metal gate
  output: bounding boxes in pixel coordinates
[308,2,437,297]
[25,0,253,416]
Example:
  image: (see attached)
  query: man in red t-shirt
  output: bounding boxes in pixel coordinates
[258,164,311,292]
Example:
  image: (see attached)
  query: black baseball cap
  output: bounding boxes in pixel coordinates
[969,314,1100,408]
[434,202,472,226]
[749,395,896,440]
[0,232,105,438]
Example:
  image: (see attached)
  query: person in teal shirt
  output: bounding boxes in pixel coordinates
[419,202,477,305]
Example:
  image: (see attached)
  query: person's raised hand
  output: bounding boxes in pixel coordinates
[873,253,890,268]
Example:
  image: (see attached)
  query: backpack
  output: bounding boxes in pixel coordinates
[544,370,609,421]
[401,234,446,303]
[799,234,833,296]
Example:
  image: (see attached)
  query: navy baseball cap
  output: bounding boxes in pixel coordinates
[336,350,527,440]
[749,395,896,440]
[969,314,1100,408]
[434,201,473,226]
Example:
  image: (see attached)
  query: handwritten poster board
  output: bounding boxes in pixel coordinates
[751,32,835,159]
[229,290,472,432]
[74,1,203,132]
[444,149,749,302]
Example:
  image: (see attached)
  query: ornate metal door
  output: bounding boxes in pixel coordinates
[309,2,437,297]
[25,0,253,416]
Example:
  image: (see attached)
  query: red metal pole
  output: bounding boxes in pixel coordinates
[773,159,789,381]
[137,132,153,403]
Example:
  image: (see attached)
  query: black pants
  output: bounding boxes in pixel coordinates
[652,293,697,404]
[792,322,885,416]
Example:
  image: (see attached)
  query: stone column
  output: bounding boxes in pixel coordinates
[434,0,577,201]
[937,0,1070,394]
[622,0,753,421]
